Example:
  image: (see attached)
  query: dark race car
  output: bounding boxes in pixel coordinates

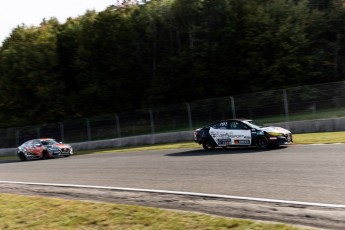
[194,119,292,150]
[17,138,73,161]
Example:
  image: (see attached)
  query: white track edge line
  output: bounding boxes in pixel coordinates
[1,181,345,209]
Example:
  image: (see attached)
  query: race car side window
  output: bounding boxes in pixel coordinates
[33,139,41,146]
[28,140,34,148]
[236,121,249,130]
[211,122,227,129]
[228,121,238,129]
[41,141,48,145]
[228,121,249,130]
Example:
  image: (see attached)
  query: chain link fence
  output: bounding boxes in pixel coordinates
[1,81,345,148]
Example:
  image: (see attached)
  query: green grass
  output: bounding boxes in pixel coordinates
[0,194,310,230]
[293,131,345,144]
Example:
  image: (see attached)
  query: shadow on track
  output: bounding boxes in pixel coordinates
[0,158,56,164]
[166,146,287,157]
[0,159,22,164]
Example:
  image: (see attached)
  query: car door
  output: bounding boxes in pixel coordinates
[31,139,43,157]
[227,121,252,146]
[25,140,34,154]
[208,121,232,147]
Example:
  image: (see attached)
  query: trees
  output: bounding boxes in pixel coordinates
[233,0,326,90]
[0,19,68,127]
[0,0,344,127]
[71,7,146,114]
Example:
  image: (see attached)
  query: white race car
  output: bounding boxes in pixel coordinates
[194,119,292,150]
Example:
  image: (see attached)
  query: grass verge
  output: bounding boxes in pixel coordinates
[0,194,310,230]
[292,131,345,144]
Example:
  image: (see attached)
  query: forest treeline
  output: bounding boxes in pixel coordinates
[0,0,344,128]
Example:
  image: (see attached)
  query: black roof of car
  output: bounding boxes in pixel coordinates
[208,118,251,124]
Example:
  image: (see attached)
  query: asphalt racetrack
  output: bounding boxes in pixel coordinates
[1,144,345,229]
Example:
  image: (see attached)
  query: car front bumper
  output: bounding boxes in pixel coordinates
[268,133,293,145]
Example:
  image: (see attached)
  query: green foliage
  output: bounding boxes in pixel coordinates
[0,0,345,127]
[0,19,68,126]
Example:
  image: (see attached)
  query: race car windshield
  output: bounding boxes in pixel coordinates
[41,139,58,146]
[243,120,264,129]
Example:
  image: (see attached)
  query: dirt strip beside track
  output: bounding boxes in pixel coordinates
[0,183,344,229]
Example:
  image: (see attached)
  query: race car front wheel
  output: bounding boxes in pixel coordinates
[255,136,269,150]
[41,151,49,160]
[19,152,27,161]
[202,139,215,151]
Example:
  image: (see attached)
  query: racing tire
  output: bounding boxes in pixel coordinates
[41,151,49,160]
[202,139,215,151]
[255,136,270,150]
[19,152,27,161]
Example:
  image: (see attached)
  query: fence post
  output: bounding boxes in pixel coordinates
[115,114,121,138]
[283,89,290,129]
[15,130,19,147]
[59,122,64,142]
[149,110,155,144]
[115,114,122,147]
[86,119,91,141]
[230,96,236,119]
[36,127,40,138]
[186,103,193,130]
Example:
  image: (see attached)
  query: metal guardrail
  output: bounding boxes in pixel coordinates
[1,81,345,148]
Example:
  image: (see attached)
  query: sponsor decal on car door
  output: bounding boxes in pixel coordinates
[209,127,251,146]
[229,130,252,145]
[209,127,231,146]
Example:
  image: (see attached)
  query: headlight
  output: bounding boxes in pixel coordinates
[267,132,283,137]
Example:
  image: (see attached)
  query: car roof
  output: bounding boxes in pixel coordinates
[209,118,251,124]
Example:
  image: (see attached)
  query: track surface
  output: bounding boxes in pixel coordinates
[1,144,345,229]
[2,144,345,204]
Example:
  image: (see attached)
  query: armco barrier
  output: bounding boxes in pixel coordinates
[2,118,345,157]
[268,117,345,134]
[70,130,194,151]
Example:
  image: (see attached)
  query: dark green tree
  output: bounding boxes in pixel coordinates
[0,19,68,126]
[234,0,325,91]
[71,7,145,115]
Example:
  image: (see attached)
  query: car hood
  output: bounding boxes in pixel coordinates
[260,126,291,134]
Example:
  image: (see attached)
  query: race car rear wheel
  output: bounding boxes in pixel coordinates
[255,136,269,150]
[202,139,215,151]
